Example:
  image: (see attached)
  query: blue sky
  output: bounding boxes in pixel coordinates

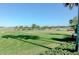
[0,3,78,27]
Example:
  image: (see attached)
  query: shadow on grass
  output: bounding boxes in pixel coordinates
[2,35,40,40]
[2,34,75,51]
[18,39,52,50]
[40,47,76,55]
[51,37,75,42]
[2,35,52,50]
[62,48,75,52]
[55,47,76,53]
[48,33,71,36]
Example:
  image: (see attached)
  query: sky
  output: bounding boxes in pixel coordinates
[0,3,78,27]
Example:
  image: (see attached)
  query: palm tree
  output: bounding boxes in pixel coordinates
[64,3,79,52]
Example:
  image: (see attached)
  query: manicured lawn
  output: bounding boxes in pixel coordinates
[0,29,73,55]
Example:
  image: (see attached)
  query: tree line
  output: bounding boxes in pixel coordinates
[13,24,69,31]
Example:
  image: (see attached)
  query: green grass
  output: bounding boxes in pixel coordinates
[0,29,74,55]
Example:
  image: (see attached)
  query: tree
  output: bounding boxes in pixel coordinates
[23,26,29,30]
[69,16,78,33]
[19,26,24,31]
[32,24,37,30]
[41,26,49,30]
[64,3,79,52]
[36,25,40,30]
[64,3,78,9]
[15,26,19,31]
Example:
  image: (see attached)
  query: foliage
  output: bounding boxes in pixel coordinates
[40,42,79,55]
[64,3,78,9]
[69,16,78,32]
